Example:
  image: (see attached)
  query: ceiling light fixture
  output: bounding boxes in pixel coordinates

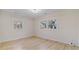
[29,9,42,13]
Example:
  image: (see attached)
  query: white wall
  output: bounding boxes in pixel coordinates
[0,11,34,42]
[77,14,79,46]
[35,10,79,46]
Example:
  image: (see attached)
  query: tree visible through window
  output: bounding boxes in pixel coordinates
[40,19,56,29]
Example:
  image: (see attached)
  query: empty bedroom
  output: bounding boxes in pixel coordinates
[0,9,79,50]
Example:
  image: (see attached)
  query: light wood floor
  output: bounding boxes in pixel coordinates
[0,36,79,50]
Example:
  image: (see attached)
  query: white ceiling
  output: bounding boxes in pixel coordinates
[0,9,79,19]
[0,9,59,19]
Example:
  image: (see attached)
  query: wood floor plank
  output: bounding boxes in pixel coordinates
[0,37,79,50]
